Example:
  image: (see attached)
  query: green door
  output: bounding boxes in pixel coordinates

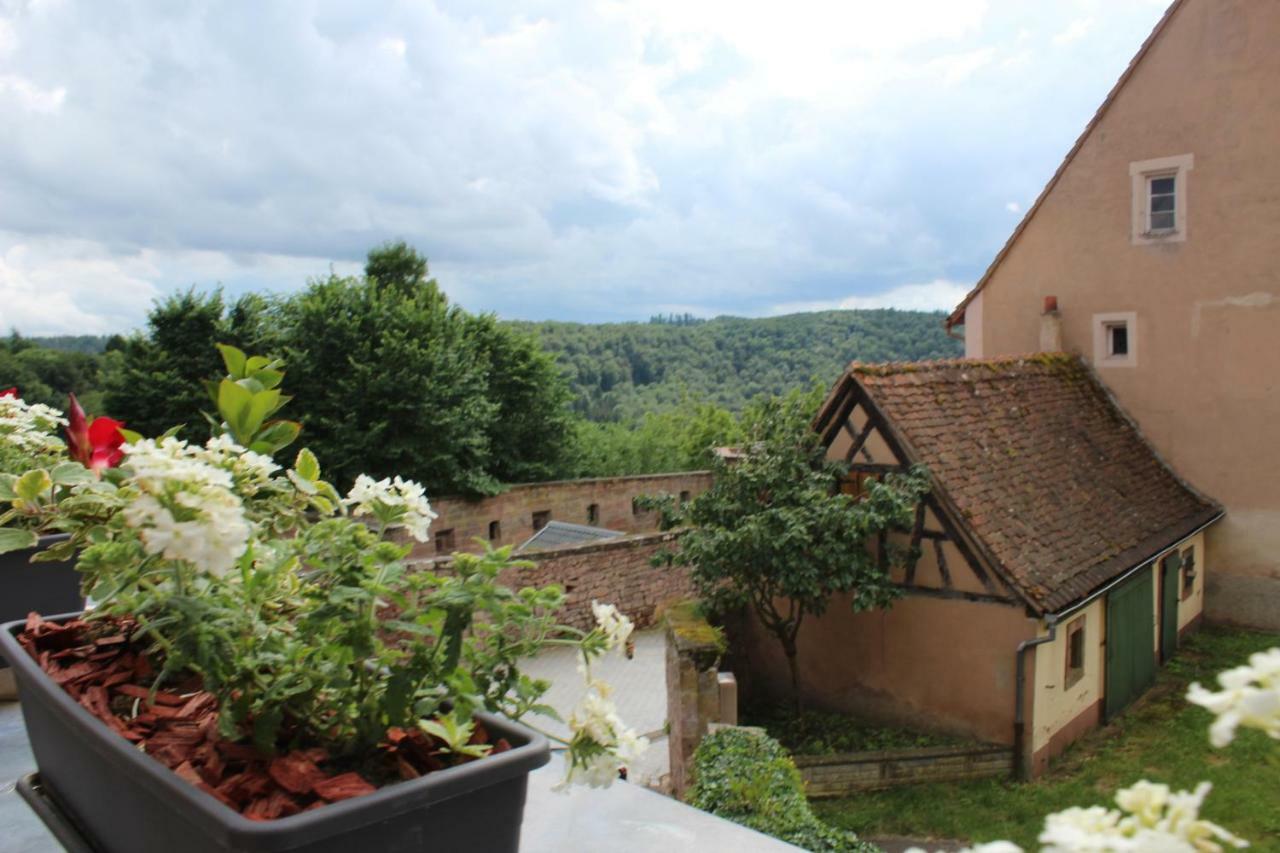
[1160,553,1182,663]
[1105,569,1156,721]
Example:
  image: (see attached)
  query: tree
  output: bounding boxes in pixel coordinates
[656,389,928,709]
[102,290,280,440]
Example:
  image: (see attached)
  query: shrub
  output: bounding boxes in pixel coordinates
[688,727,878,852]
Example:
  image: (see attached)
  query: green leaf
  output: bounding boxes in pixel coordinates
[32,538,76,562]
[244,389,282,438]
[217,379,254,442]
[159,425,184,441]
[118,428,144,444]
[216,343,247,378]
[51,462,94,486]
[249,420,301,455]
[15,469,53,504]
[294,448,320,482]
[0,528,38,554]
[0,474,16,501]
[244,355,271,374]
[250,368,284,390]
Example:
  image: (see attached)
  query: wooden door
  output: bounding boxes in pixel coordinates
[1105,569,1156,721]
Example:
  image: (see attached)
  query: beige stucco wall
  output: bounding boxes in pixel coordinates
[736,592,1037,745]
[966,0,1280,628]
[1031,599,1105,756]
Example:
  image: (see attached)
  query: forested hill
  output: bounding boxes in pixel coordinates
[28,308,961,423]
[511,309,961,421]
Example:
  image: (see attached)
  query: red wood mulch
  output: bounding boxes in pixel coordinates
[17,613,511,821]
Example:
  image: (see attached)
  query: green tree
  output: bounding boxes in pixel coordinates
[657,389,928,708]
[102,290,280,440]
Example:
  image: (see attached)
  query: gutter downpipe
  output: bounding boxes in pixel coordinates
[1009,511,1223,780]
[1013,615,1058,781]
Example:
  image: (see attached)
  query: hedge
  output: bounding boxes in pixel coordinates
[687,727,878,852]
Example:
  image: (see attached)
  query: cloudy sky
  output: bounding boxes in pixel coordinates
[0,0,1171,334]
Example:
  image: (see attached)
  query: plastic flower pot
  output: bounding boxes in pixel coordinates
[0,534,81,669]
[0,612,551,853]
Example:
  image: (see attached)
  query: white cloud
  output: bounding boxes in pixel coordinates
[1053,17,1095,45]
[0,1,1172,330]
[0,73,64,113]
[1005,201,1022,213]
[770,279,973,315]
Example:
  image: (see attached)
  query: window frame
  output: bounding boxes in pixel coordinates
[586,503,600,525]
[1064,616,1087,689]
[531,510,551,531]
[1092,312,1138,368]
[1181,545,1197,601]
[1130,154,1193,245]
[488,520,501,542]
[434,528,456,555]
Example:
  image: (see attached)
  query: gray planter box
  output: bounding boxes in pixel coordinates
[0,534,81,642]
[1,612,551,853]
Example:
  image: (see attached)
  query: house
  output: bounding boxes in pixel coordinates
[945,0,1280,629]
[737,354,1219,777]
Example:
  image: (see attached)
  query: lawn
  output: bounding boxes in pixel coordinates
[811,626,1280,850]
[742,704,979,756]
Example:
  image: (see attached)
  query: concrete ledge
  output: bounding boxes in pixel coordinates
[794,744,1013,797]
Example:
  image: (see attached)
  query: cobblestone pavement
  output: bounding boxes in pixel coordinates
[519,628,670,787]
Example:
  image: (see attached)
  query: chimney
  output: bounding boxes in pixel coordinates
[1039,295,1062,352]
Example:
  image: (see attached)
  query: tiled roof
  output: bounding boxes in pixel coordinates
[839,354,1221,613]
[517,520,624,554]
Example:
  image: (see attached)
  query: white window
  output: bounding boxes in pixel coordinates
[1093,312,1137,368]
[1130,154,1192,244]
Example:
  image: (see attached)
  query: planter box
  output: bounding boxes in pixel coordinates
[0,534,82,638]
[0,612,551,853]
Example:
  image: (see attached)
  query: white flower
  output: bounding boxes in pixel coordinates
[906,844,1022,853]
[345,474,438,542]
[558,676,649,791]
[120,438,251,577]
[0,396,67,456]
[591,601,634,652]
[199,435,281,492]
[1039,781,1246,852]
[1187,648,1280,747]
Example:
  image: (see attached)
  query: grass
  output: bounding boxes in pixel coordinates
[811,626,1280,850]
[742,704,979,757]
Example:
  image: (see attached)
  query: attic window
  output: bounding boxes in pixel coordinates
[488,520,501,542]
[1147,175,1176,232]
[1106,322,1129,357]
[1093,312,1137,368]
[1130,154,1192,245]
[1064,616,1086,689]
[587,503,600,525]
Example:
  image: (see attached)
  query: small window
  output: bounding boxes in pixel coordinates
[1064,617,1086,688]
[488,520,501,542]
[842,471,878,499]
[1147,174,1176,232]
[434,528,456,555]
[679,491,691,505]
[1105,322,1129,357]
[1182,546,1197,600]
[586,503,599,525]
[532,510,551,531]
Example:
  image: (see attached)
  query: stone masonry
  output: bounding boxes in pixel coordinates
[409,530,693,632]
[408,472,713,560]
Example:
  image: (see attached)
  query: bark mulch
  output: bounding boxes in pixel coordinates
[17,613,509,821]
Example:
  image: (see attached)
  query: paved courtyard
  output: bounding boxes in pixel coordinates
[519,627,670,787]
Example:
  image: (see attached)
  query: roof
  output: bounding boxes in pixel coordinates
[824,354,1221,613]
[946,0,1188,328]
[516,520,624,554]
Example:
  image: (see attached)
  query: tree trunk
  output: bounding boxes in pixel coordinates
[782,636,803,715]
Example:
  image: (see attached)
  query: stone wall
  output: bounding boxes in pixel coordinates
[412,472,713,559]
[794,744,1014,797]
[409,530,692,632]
[664,602,728,798]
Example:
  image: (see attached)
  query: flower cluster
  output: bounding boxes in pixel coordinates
[0,392,68,463]
[1186,647,1280,748]
[345,474,438,542]
[119,438,252,578]
[591,601,635,652]
[200,434,282,495]
[908,781,1246,853]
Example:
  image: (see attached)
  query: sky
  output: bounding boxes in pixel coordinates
[0,0,1173,335]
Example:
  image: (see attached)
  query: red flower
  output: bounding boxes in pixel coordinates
[0,387,17,399]
[66,393,126,474]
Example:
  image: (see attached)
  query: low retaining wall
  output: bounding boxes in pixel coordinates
[794,744,1014,797]
[409,530,691,632]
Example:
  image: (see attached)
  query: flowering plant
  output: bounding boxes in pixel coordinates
[0,345,645,806]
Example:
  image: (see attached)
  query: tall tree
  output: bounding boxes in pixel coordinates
[656,389,928,708]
